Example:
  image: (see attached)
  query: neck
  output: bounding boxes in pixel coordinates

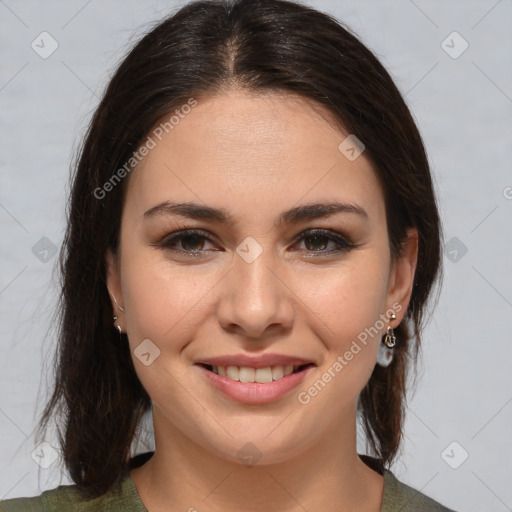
[130,406,384,512]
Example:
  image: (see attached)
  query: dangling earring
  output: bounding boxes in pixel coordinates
[113,316,122,334]
[108,286,125,339]
[384,325,396,348]
[377,342,393,367]
[376,313,397,367]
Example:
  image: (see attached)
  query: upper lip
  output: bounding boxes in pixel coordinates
[196,353,316,369]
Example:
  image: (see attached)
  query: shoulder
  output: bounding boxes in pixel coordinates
[0,484,78,512]
[359,454,458,512]
[382,469,458,512]
[0,494,44,512]
[0,473,143,512]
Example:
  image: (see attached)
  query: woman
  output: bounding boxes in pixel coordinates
[0,0,457,510]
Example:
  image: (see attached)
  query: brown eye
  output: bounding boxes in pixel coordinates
[302,233,330,251]
[293,229,356,255]
[174,233,206,251]
[158,229,217,255]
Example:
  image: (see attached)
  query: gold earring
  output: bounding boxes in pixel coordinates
[384,325,396,348]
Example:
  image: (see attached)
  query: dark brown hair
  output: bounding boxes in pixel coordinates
[35,0,442,500]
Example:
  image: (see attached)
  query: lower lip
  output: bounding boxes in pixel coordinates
[195,364,315,404]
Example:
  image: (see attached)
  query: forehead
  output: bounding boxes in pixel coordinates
[123,89,385,226]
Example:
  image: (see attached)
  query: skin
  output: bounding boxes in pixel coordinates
[106,88,418,512]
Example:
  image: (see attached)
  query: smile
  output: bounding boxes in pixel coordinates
[200,363,315,383]
[195,363,316,404]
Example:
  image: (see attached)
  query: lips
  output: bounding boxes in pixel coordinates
[195,353,316,369]
[195,360,316,404]
[193,353,317,403]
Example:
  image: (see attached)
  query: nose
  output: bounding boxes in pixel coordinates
[216,245,295,340]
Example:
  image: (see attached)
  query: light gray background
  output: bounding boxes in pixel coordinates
[1,1,511,510]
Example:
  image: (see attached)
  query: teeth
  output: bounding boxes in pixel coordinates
[226,365,239,381]
[211,364,300,383]
[239,367,255,383]
[272,365,284,380]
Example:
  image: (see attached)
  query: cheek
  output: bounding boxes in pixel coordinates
[291,257,391,427]
[121,249,218,347]
[119,252,216,406]
[299,254,390,405]
[303,253,390,343]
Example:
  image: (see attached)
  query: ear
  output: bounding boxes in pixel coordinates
[105,248,125,319]
[385,227,419,322]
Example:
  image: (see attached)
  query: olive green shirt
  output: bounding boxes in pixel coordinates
[0,453,457,511]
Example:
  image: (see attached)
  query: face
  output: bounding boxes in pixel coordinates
[106,89,417,465]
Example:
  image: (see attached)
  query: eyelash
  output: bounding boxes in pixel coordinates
[154,225,358,258]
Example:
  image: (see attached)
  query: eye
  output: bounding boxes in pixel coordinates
[154,227,357,258]
[292,229,356,256]
[157,229,217,255]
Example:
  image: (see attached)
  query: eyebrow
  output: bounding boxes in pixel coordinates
[142,200,368,228]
